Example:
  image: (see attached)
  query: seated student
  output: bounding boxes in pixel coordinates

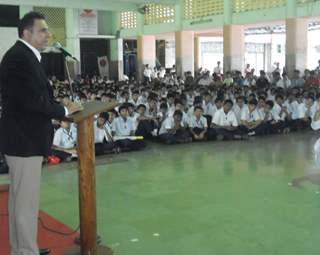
[145,96,158,119]
[188,106,208,141]
[135,104,157,139]
[169,99,189,126]
[202,92,216,125]
[167,93,176,115]
[284,93,300,126]
[94,112,119,155]
[240,98,266,136]
[158,110,192,144]
[209,100,241,140]
[262,100,285,134]
[52,120,77,162]
[233,96,248,124]
[257,96,266,119]
[112,105,146,150]
[129,90,140,107]
[295,95,315,130]
[187,96,203,117]
[127,103,139,124]
[271,94,290,133]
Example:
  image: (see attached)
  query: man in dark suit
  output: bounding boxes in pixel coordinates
[0,12,82,255]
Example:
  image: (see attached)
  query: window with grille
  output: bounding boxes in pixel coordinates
[233,0,286,13]
[184,0,223,20]
[120,11,137,29]
[144,4,175,25]
[33,7,66,46]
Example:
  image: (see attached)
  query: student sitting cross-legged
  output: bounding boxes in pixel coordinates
[112,104,146,151]
[293,95,315,131]
[135,104,158,139]
[262,100,285,135]
[52,120,77,162]
[94,112,120,155]
[209,100,242,140]
[158,110,192,144]
[239,98,267,136]
[188,106,208,141]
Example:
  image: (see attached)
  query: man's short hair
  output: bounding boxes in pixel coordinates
[18,11,45,38]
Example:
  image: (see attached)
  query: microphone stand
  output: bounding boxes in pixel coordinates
[64,56,76,102]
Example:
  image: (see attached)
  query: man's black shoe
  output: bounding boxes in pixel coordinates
[39,248,51,255]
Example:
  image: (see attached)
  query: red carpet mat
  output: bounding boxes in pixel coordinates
[0,185,79,255]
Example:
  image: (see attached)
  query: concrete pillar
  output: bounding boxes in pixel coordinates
[65,8,81,77]
[285,18,308,77]
[175,30,194,77]
[223,25,245,72]
[137,35,156,81]
[194,36,200,72]
[110,38,124,81]
[20,6,33,18]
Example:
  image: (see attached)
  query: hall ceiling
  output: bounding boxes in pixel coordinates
[0,0,179,11]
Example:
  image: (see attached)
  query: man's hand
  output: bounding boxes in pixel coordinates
[66,102,83,116]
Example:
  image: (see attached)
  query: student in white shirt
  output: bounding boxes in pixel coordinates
[233,96,248,123]
[143,64,152,83]
[294,95,315,131]
[158,110,192,144]
[213,61,222,75]
[52,120,77,162]
[198,72,213,86]
[135,104,157,139]
[128,90,140,107]
[112,105,146,150]
[257,96,266,120]
[202,92,216,125]
[263,100,287,134]
[94,112,119,155]
[209,100,241,140]
[169,99,189,127]
[284,93,300,122]
[188,106,208,141]
[240,98,266,136]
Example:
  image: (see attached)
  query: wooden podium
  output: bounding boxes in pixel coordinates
[65,101,118,255]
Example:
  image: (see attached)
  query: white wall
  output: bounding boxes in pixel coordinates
[0,27,18,62]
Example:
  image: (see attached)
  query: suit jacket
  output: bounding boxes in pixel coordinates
[0,41,66,157]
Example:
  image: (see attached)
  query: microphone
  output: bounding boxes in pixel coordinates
[52,42,78,61]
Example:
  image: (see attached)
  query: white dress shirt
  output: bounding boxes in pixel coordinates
[212,108,238,127]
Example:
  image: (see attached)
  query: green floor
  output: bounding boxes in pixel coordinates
[1,132,320,255]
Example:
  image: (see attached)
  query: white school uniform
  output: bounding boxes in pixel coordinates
[202,101,217,117]
[241,108,262,123]
[212,108,238,127]
[94,121,113,143]
[53,127,77,149]
[257,107,265,120]
[159,116,184,135]
[112,117,136,136]
[188,115,208,129]
[186,94,194,107]
[297,103,316,119]
[284,100,300,120]
[233,104,249,123]
[168,110,189,127]
[271,103,287,121]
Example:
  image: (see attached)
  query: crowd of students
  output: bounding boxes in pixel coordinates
[49,63,320,163]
